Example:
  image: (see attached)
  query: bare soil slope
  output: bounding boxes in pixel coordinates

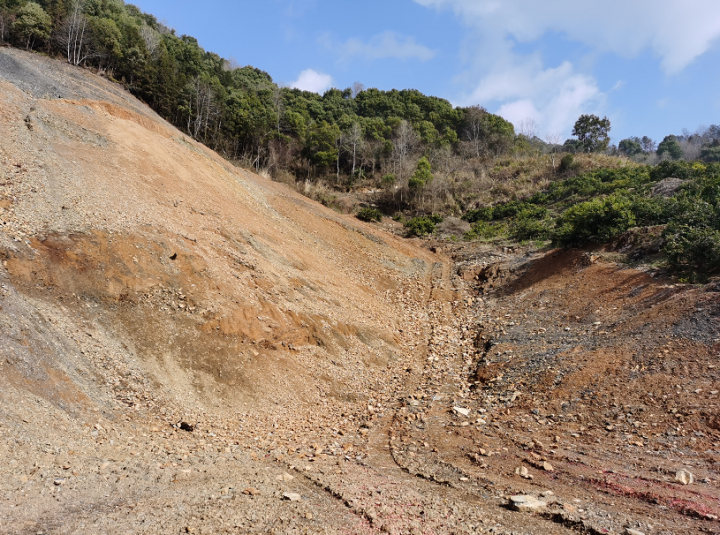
[1,48,718,535]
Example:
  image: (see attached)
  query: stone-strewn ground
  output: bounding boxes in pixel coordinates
[1,48,718,534]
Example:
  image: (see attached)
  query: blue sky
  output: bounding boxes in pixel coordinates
[132,0,720,143]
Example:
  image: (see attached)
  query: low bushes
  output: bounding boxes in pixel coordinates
[461,161,720,279]
[405,215,443,237]
[356,207,383,222]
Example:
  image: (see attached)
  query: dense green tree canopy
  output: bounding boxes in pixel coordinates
[657,135,683,160]
[619,137,643,156]
[13,1,51,49]
[572,114,611,153]
[0,0,526,180]
[1,0,710,194]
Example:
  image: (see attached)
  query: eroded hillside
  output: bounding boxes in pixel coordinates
[1,48,719,535]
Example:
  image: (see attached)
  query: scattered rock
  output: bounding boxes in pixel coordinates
[652,177,685,197]
[625,529,645,535]
[515,466,533,480]
[541,462,554,472]
[283,492,302,502]
[53,478,65,486]
[242,487,260,496]
[509,495,546,512]
[277,472,294,482]
[675,469,694,485]
[453,406,470,417]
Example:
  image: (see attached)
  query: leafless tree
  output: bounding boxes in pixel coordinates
[544,132,562,168]
[680,134,704,160]
[0,10,14,42]
[334,129,346,182]
[223,56,240,72]
[187,77,220,143]
[361,139,383,177]
[56,0,93,66]
[346,122,363,178]
[140,23,162,60]
[271,86,284,134]
[393,120,418,183]
[518,118,539,139]
[351,81,365,98]
[464,105,487,158]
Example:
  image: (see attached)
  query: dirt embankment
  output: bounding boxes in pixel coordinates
[1,48,718,535]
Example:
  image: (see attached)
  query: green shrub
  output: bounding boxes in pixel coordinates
[701,141,720,163]
[463,206,493,223]
[405,215,443,237]
[664,224,720,279]
[650,160,694,181]
[510,208,552,241]
[356,207,382,222]
[464,201,546,224]
[408,157,433,191]
[553,194,637,246]
[382,174,397,188]
[630,196,673,226]
[559,154,575,172]
[465,221,507,240]
[491,201,533,220]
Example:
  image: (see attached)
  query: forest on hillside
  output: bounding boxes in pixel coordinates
[3,0,720,279]
[2,0,719,194]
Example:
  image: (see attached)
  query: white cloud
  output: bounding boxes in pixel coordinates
[412,0,720,136]
[469,58,603,136]
[414,0,720,136]
[415,0,720,74]
[323,31,436,62]
[289,69,334,93]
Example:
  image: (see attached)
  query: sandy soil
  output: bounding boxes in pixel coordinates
[1,48,718,535]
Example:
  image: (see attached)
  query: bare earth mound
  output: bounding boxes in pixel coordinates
[1,48,718,534]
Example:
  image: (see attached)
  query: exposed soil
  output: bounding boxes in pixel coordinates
[1,48,718,535]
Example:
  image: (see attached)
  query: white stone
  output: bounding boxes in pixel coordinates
[675,469,694,485]
[282,492,302,502]
[509,495,546,511]
[453,406,470,417]
[515,466,532,479]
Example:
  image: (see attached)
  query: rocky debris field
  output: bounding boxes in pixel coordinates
[1,48,719,534]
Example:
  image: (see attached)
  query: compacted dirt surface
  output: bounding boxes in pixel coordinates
[1,48,718,534]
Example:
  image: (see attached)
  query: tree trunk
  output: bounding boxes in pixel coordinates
[352,143,357,178]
